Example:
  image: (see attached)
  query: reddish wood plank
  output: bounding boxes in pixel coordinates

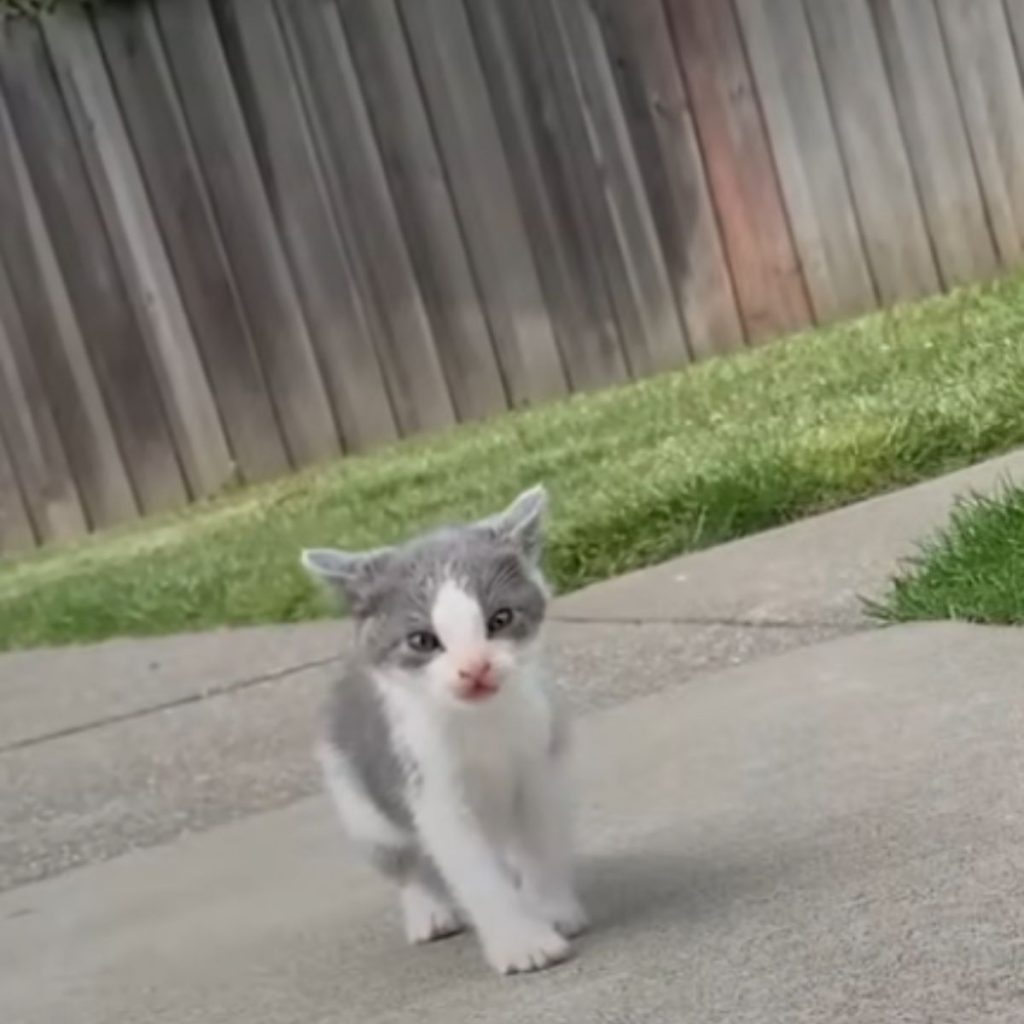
[591,0,744,358]
[665,0,811,340]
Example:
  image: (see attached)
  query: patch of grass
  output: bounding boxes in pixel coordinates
[872,483,1024,625]
[5,272,1024,650]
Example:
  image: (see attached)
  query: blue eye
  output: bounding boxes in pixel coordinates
[487,608,514,634]
[407,630,441,653]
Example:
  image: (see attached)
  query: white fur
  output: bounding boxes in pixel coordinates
[400,879,463,944]
[317,743,407,853]
[372,578,585,974]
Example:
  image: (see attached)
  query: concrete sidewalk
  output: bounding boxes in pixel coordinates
[8,452,1024,892]
[4,448,1024,892]
[5,623,1024,1024]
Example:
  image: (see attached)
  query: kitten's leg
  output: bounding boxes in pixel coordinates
[511,757,588,938]
[396,857,464,945]
[414,790,570,975]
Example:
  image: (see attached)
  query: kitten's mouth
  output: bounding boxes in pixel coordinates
[457,680,500,703]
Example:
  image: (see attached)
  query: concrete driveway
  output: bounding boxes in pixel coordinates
[4,623,1024,1023]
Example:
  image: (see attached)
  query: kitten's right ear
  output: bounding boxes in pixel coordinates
[300,547,393,613]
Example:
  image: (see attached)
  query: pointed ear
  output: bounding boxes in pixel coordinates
[482,484,548,564]
[300,546,394,613]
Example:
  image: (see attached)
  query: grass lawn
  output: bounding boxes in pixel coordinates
[4,272,1024,650]
[873,484,1024,625]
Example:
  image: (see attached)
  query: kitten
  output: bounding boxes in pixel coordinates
[301,486,587,975]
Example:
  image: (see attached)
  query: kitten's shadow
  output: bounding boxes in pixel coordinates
[579,839,803,933]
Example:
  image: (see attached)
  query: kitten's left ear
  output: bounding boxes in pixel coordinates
[482,484,548,564]
[300,546,394,614]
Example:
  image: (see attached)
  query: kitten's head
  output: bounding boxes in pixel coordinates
[301,486,550,709]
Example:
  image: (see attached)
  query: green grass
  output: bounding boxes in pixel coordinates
[873,483,1024,625]
[5,271,1024,651]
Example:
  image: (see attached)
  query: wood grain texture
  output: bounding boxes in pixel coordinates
[803,0,940,302]
[871,0,997,287]
[591,0,744,358]
[736,0,876,321]
[944,0,1024,267]
[399,0,567,406]
[0,17,186,515]
[466,0,631,390]
[338,0,509,420]
[96,1,289,482]
[155,0,339,465]
[0,409,35,553]
[44,12,233,497]
[0,76,135,529]
[0,255,87,542]
[666,0,811,340]
[278,0,473,433]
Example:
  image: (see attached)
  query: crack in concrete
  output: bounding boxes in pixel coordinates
[550,613,864,630]
[0,653,343,757]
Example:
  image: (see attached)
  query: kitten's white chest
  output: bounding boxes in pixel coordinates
[391,672,552,839]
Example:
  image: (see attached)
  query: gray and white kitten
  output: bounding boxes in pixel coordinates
[301,486,586,975]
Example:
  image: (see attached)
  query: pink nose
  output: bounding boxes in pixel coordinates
[456,656,497,698]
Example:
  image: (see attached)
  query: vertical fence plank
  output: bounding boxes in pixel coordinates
[666,0,811,340]
[945,0,1024,267]
[398,0,568,406]
[95,2,288,484]
[0,81,134,531]
[466,0,630,390]
[338,0,510,420]
[214,0,417,445]
[280,1,497,430]
[871,0,997,287]
[0,414,36,554]
[275,1,468,434]
[0,17,187,515]
[545,0,690,375]
[43,12,234,498]
[736,0,876,322]
[0,257,87,543]
[154,0,339,464]
[591,0,744,359]
[803,0,940,302]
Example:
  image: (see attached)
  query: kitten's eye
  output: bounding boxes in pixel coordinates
[487,608,514,635]
[407,630,441,654]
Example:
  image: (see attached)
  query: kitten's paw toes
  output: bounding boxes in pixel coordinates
[483,919,571,975]
[402,889,464,945]
[549,899,589,939]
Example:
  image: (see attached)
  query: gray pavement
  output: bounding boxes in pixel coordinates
[5,623,1024,1023]
[5,448,1024,892]
[4,450,1024,1021]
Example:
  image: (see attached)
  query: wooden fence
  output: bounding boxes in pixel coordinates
[1,0,1022,553]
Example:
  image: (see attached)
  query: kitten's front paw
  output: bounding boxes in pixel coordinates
[402,886,464,945]
[548,897,588,939]
[482,917,571,975]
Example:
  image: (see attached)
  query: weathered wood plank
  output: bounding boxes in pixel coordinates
[275,0,465,436]
[0,411,36,554]
[44,12,234,498]
[665,0,810,340]
[0,17,187,515]
[154,0,339,464]
[548,0,690,375]
[398,0,568,406]
[735,0,876,322]
[0,254,87,543]
[871,0,997,287]
[945,0,1024,267]
[215,0,417,445]
[95,0,289,483]
[0,77,135,529]
[337,0,509,421]
[464,0,630,391]
[803,0,939,302]
[591,0,744,359]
